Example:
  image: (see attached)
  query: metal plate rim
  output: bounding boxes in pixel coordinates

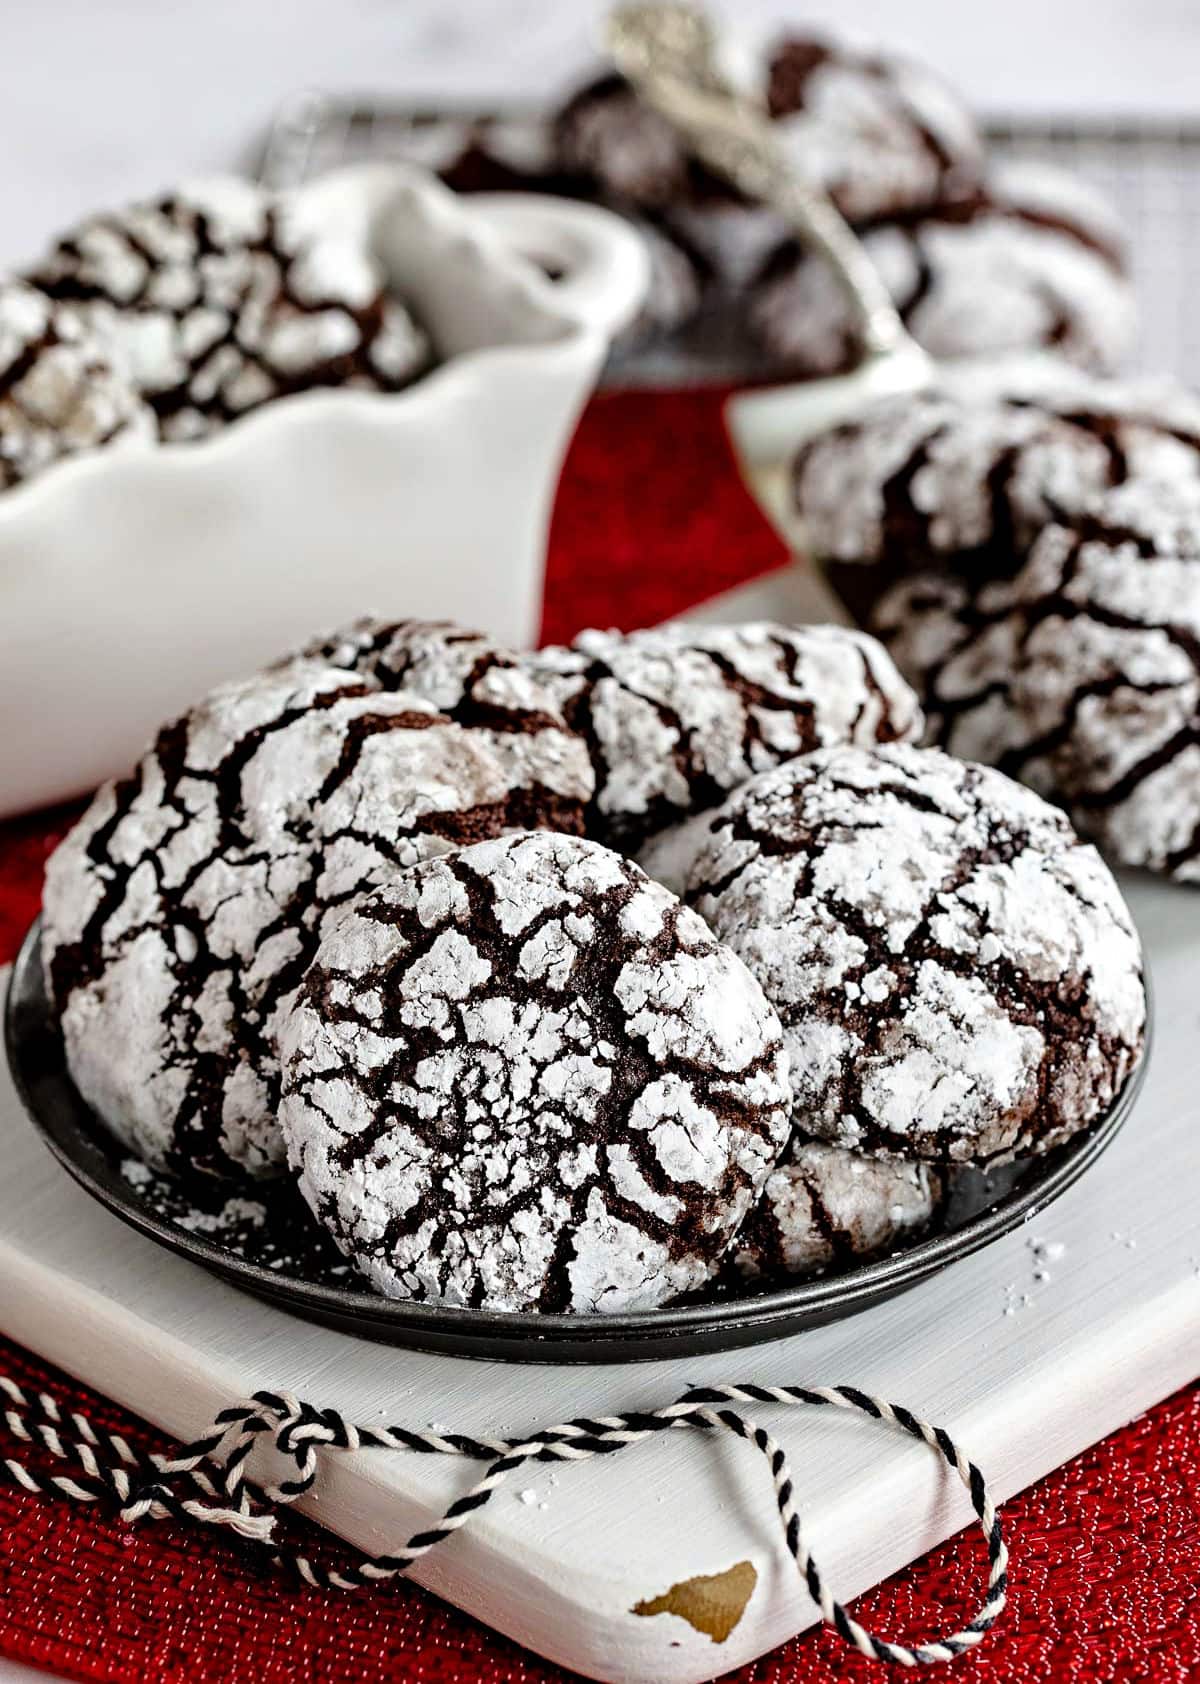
[5,916,1150,1362]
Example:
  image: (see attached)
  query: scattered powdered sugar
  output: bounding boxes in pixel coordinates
[278,831,792,1314]
[683,743,1146,1165]
[117,1152,355,1281]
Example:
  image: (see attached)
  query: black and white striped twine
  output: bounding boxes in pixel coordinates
[0,1374,1007,1667]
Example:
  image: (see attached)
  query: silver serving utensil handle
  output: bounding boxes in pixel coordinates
[607,0,936,564]
[606,1,927,369]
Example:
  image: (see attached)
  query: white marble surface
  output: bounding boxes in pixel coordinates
[0,0,1196,268]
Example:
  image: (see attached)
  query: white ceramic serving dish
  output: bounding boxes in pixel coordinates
[0,163,649,818]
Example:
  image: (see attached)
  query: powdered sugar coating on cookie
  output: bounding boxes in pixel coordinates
[283,617,595,833]
[278,831,792,1313]
[793,374,1200,568]
[1013,506,1200,880]
[526,621,923,850]
[761,34,983,222]
[684,744,1145,1164]
[751,163,1134,378]
[731,1139,945,1280]
[29,176,430,441]
[872,567,1030,770]
[0,281,155,490]
[42,663,520,1179]
[881,488,1200,881]
[553,34,981,227]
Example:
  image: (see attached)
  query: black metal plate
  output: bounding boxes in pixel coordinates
[5,918,1149,1364]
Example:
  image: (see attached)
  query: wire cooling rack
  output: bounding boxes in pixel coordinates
[255,97,1200,387]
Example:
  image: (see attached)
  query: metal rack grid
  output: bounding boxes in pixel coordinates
[256,98,1200,387]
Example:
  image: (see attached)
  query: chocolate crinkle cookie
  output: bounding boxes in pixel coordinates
[524,621,923,851]
[278,831,792,1314]
[28,176,430,441]
[554,35,980,228]
[792,373,1200,573]
[751,163,1134,378]
[682,743,1146,1165]
[730,1139,946,1281]
[880,486,1200,881]
[282,617,595,834]
[380,103,712,341]
[41,661,533,1181]
[0,280,154,490]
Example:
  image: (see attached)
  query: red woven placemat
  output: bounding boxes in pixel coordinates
[1,386,1197,1684]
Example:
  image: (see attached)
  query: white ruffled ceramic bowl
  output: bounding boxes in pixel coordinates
[0,162,649,817]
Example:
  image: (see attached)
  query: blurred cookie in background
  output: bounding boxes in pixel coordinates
[0,280,155,492]
[750,163,1134,377]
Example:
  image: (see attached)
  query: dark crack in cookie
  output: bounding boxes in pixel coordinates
[684,744,1146,1165]
[1014,500,1200,880]
[525,621,923,851]
[278,831,792,1313]
[0,280,154,490]
[793,373,1200,574]
[41,663,522,1180]
[28,176,431,442]
[878,487,1200,881]
[730,1139,945,1281]
[752,163,1133,379]
[872,566,1030,771]
[283,617,594,834]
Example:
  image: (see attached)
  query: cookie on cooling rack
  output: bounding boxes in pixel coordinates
[28,176,431,441]
[278,831,792,1314]
[41,662,529,1181]
[0,280,154,491]
[283,617,595,834]
[792,373,1200,572]
[378,111,563,195]
[730,1139,946,1281]
[750,163,1134,378]
[554,33,980,228]
[683,743,1146,1165]
[525,621,922,851]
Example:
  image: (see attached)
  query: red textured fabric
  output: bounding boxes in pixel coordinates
[1,387,1198,1684]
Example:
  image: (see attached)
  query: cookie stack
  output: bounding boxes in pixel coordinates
[399,31,1134,369]
[42,617,1147,1315]
[0,176,431,492]
[793,371,1200,882]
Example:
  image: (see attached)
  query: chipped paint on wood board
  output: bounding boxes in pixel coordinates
[632,1561,758,1643]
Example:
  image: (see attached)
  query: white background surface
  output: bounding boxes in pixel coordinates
[0,0,1197,268]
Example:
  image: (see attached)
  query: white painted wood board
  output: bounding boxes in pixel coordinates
[1,569,1197,1682]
